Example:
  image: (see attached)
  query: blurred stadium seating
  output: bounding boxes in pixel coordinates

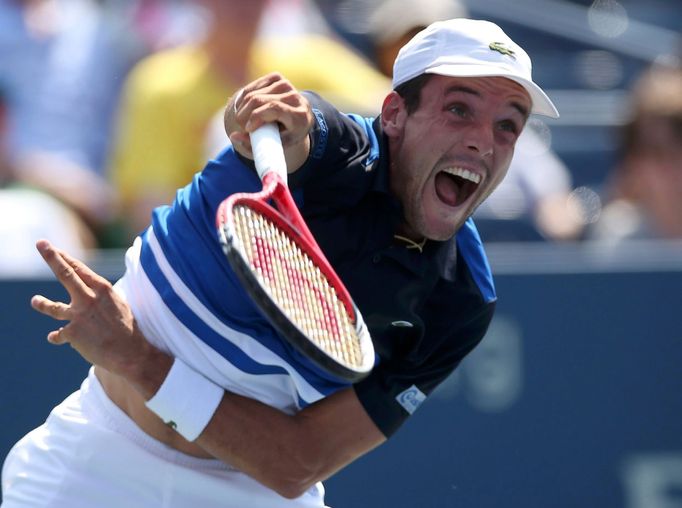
[2,1,681,506]
[468,0,681,193]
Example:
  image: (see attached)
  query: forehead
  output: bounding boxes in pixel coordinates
[426,75,531,110]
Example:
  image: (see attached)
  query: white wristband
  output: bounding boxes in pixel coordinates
[145,358,223,442]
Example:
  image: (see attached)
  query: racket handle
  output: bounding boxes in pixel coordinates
[250,124,287,183]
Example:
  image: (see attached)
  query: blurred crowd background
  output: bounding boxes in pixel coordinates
[1,2,681,506]
[0,0,681,276]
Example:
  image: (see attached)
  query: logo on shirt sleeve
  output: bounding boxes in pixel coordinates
[311,108,328,160]
[396,385,427,415]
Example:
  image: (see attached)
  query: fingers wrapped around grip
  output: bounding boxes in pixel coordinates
[230,72,314,153]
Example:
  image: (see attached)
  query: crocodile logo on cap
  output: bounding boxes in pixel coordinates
[489,41,516,59]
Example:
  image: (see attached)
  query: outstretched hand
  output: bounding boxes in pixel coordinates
[30,240,152,378]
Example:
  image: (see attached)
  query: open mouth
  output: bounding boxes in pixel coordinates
[434,167,481,207]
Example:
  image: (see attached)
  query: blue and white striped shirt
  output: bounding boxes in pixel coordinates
[116,92,496,435]
[116,148,349,415]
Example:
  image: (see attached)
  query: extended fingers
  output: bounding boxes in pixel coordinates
[47,327,69,345]
[31,295,71,320]
[57,246,111,292]
[36,240,96,299]
[32,297,72,345]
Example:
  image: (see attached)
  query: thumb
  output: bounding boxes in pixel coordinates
[47,327,69,346]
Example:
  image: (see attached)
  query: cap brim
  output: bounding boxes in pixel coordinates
[425,64,560,118]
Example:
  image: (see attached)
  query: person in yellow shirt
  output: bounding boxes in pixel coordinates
[111,0,389,240]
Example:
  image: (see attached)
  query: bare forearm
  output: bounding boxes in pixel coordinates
[121,341,384,498]
[196,388,384,498]
[197,392,314,498]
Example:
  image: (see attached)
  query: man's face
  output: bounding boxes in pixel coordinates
[383,75,531,241]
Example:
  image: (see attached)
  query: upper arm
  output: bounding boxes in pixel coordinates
[352,274,496,438]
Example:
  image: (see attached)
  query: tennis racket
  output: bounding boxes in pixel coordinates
[216,124,374,382]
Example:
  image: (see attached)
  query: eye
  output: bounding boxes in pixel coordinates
[448,103,469,118]
[498,119,520,135]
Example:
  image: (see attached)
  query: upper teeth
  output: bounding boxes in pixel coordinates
[443,167,481,184]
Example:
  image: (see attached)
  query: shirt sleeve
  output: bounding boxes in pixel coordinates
[288,92,376,196]
[353,276,496,438]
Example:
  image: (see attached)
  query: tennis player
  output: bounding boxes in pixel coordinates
[2,19,558,507]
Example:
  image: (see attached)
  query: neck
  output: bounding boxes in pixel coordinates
[394,222,427,252]
[395,221,424,241]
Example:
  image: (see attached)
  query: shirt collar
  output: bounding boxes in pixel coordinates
[370,116,393,195]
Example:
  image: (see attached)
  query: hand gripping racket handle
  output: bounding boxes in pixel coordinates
[250,124,287,183]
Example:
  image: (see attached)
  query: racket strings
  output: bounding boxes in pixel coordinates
[234,205,363,368]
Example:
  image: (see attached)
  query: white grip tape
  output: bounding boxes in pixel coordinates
[250,123,287,182]
[145,358,224,442]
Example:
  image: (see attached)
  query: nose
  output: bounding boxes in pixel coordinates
[464,121,494,158]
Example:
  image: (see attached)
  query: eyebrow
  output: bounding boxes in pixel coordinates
[444,85,530,120]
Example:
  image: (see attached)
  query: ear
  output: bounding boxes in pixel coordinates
[381,91,408,139]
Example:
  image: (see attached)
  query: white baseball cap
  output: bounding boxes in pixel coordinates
[392,18,559,118]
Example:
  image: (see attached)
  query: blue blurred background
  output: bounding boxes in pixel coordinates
[1,0,681,506]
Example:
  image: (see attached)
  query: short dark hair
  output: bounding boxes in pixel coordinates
[393,74,433,114]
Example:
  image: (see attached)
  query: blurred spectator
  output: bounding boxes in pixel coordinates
[365,0,584,242]
[588,63,682,241]
[126,0,208,52]
[0,85,93,277]
[0,88,9,185]
[110,0,389,241]
[0,0,145,239]
[367,0,468,77]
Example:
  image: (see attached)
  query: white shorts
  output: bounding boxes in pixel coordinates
[1,369,328,508]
